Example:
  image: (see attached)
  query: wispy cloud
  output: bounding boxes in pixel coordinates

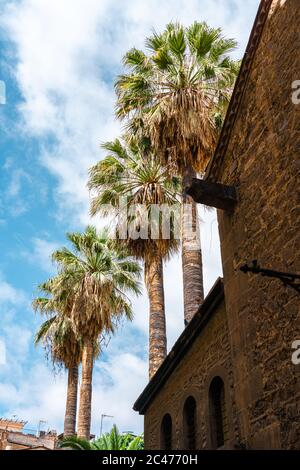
[6,168,31,198]
[21,237,60,273]
[0,274,27,306]
[1,162,32,217]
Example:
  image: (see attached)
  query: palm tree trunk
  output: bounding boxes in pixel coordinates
[63,365,78,437]
[181,166,204,324]
[77,340,93,440]
[144,256,167,379]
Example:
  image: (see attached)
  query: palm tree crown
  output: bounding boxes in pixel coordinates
[33,278,82,369]
[52,226,142,342]
[115,21,239,173]
[88,138,180,261]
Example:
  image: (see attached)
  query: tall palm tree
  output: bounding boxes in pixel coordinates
[33,277,82,437]
[88,138,180,378]
[52,226,141,440]
[115,22,239,323]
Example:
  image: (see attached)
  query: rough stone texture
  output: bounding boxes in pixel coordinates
[0,419,57,450]
[0,430,8,450]
[142,0,300,450]
[144,299,238,449]
[0,431,57,450]
[215,0,300,450]
[6,432,57,450]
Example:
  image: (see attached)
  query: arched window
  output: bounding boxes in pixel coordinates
[160,414,172,450]
[183,396,197,450]
[209,376,228,449]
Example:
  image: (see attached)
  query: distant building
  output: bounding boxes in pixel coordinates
[0,419,58,450]
[134,0,300,450]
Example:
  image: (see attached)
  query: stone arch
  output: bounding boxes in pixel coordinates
[183,396,197,450]
[209,376,228,448]
[160,413,172,450]
[204,365,234,449]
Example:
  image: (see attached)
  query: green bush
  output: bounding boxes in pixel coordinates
[60,424,144,450]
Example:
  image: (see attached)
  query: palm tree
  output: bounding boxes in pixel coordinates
[33,278,82,438]
[52,226,141,440]
[88,138,180,378]
[115,22,239,323]
[60,425,144,450]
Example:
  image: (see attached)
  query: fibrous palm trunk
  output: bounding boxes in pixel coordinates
[145,256,167,379]
[77,340,94,440]
[181,166,204,324]
[63,365,79,437]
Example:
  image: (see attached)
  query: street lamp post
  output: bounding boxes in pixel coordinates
[37,420,47,438]
[100,414,114,437]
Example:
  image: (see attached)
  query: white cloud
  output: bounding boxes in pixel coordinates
[0,340,6,366]
[1,160,33,218]
[6,168,31,198]
[0,275,32,370]
[92,352,147,435]
[0,362,67,431]
[199,206,223,291]
[22,237,60,273]
[0,276,27,306]
[3,157,13,170]
[0,383,20,406]
[9,201,29,217]
[1,325,32,368]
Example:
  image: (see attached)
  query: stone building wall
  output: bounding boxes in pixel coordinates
[6,432,57,450]
[215,0,300,449]
[144,299,236,450]
[0,431,8,450]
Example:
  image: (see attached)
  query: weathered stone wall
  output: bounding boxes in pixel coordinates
[0,429,57,450]
[216,0,300,449]
[144,300,236,450]
[7,432,57,450]
[0,430,8,450]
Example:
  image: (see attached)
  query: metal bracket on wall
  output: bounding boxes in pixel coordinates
[240,260,300,295]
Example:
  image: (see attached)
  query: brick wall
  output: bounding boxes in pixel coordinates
[144,300,237,450]
[216,0,300,449]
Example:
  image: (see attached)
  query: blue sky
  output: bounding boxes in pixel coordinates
[0,0,260,436]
